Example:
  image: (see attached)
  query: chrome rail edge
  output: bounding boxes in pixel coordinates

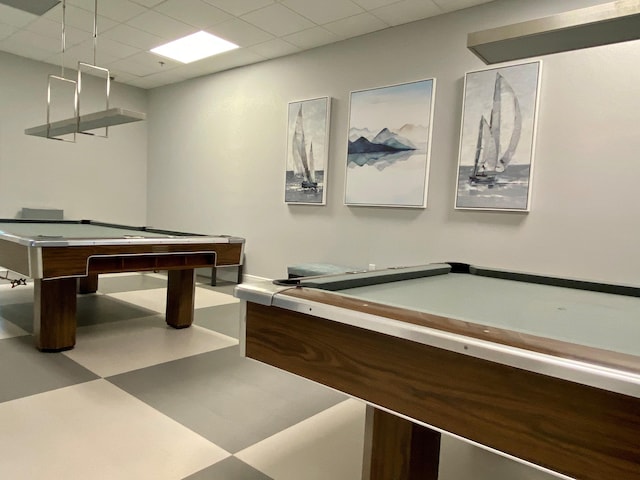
[234,281,294,306]
[271,294,640,399]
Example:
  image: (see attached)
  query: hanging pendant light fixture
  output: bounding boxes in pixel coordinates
[25,0,146,140]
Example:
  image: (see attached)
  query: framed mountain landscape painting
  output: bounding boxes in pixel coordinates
[455,60,542,211]
[344,79,436,208]
[285,96,331,205]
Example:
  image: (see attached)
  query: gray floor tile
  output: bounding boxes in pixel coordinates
[194,303,241,339]
[76,295,158,326]
[96,274,168,294]
[183,456,273,480]
[0,283,33,305]
[0,336,99,403]
[0,302,33,332]
[107,345,347,453]
[2,295,157,333]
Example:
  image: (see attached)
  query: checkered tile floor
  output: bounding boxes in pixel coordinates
[0,273,364,480]
[0,273,559,480]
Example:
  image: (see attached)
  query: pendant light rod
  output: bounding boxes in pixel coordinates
[92,0,97,65]
[60,0,66,77]
[25,0,146,140]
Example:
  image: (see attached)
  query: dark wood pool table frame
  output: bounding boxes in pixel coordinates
[237,264,640,480]
[0,219,244,351]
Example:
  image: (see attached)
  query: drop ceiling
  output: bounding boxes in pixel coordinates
[0,0,497,89]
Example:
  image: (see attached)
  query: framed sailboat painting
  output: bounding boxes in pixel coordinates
[344,79,436,208]
[455,60,542,211]
[285,96,331,205]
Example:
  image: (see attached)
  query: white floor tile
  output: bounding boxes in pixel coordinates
[107,286,238,313]
[64,317,238,377]
[236,398,366,480]
[0,379,229,480]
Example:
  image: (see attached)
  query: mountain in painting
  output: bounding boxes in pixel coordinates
[372,128,416,150]
[397,123,428,149]
[348,127,377,142]
[348,127,416,154]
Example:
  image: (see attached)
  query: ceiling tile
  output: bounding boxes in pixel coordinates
[66,0,102,11]
[42,4,118,34]
[280,0,364,25]
[2,29,61,54]
[126,10,196,40]
[351,0,403,10]
[323,12,389,37]
[155,0,233,28]
[91,36,141,60]
[248,38,300,59]
[129,0,164,7]
[0,4,38,28]
[283,26,341,49]
[25,17,88,46]
[119,76,164,88]
[0,34,56,61]
[371,0,441,26]
[202,0,275,17]
[67,0,147,23]
[432,0,495,13]
[0,23,17,40]
[110,50,181,76]
[59,40,120,67]
[241,4,315,37]
[207,18,273,47]
[125,68,191,88]
[100,23,165,50]
[176,48,265,76]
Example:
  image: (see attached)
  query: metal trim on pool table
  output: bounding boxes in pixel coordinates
[25,250,221,280]
[239,284,640,399]
[0,233,241,248]
[30,244,43,279]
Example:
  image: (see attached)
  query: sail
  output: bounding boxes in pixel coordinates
[471,72,522,180]
[292,106,313,182]
[472,116,497,177]
[308,142,316,183]
[495,73,522,171]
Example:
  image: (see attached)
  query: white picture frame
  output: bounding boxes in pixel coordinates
[344,79,436,208]
[455,60,542,212]
[285,96,331,205]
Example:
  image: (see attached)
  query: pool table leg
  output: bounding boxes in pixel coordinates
[34,278,77,351]
[363,406,441,480]
[166,269,196,328]
[78,273,99,294]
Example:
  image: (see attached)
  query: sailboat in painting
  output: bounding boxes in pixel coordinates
[469,72,522,187]
[292,106,318,191]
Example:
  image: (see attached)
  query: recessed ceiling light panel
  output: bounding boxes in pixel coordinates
[150,31,239,64]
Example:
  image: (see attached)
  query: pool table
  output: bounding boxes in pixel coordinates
[0,219,244,351]
[235,263,640,480]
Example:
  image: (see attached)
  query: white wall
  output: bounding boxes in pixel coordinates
[146,0,640,286]
[0,51,148,224]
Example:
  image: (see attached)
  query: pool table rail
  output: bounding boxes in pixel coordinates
[236,265,640,480]
[273,286,640,398]
[243,299,640,480]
